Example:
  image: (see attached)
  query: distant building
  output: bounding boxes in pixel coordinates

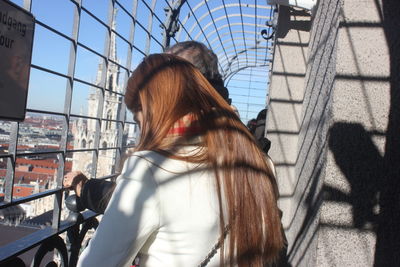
[0,155,72,225]
[71,15,124,178]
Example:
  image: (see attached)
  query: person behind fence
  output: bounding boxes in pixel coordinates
[253,108,272,154]
[75,53,284,266]
[247,118,257,134]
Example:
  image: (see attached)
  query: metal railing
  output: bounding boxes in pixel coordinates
[0,192,99,266]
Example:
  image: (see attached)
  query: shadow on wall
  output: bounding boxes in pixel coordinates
[276,6,312,39]
[327,1,400,265]
[327,123,382,228]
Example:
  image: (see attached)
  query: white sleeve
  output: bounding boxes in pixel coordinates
[77,155,160,267]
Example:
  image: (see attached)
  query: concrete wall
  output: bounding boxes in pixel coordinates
[267,0,400,266]
[267,3,330,265]
[266,7,310,251]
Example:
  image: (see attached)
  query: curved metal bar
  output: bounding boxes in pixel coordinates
[216,46,262,64]
[194,15,269,68]
[64,194,100,267]
[180,2,268,63]
[220,56,273,70]
[165,2,225,72]
[192,13,271,41]
[209,38,266,55]
[198,23,268,69]
[203,1,230,64]
[197,22,267,43]
[182,1,222,62]
[238,0,249,65]
[261,28,275,40]
[222,62,271,80]
[0,210,98,264]
[261,6,278,41]
[66,217,99,267]
[223,61,271,76]
[255,0,259,67]
[0,256,25,267]
[221,0,239,70]
[225,63,271,84]
[174,0,208,40]
[207,29,270,71]
[224,60,271,70]
[179,3,271,37]
[221,56,272,70]
[214,44,272,68]
[220,53,267,72]
[223,60,270,80]
[214,40,272,55]
[206,22,271,49]
[215,44,272,77]
[217,45,273,63]
[171,2,272,73]
[31,236,68,267]
[194,21,270,77]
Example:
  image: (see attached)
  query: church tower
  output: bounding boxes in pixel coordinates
[72,11,123,178]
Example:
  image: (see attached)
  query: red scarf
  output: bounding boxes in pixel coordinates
[166,113,202,138]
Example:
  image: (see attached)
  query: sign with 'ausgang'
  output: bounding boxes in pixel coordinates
[0,0,34,121]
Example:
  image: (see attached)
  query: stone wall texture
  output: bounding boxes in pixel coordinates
[267,0,400,266]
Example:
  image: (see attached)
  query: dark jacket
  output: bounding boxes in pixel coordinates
[80,179,115,214]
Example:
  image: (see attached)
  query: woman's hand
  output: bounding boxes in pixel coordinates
[63,171,88,197]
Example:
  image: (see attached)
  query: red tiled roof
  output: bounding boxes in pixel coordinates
[32,168,55,175]
[17,145,32,149]
[15,171,53,180]
[22,172,53,179]
[16,159,58,169]
[35,145,59,149]
[1,169,52,179]
[13,185,35,198]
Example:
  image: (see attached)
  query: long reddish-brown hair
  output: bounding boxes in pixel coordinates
[125,53,284,266]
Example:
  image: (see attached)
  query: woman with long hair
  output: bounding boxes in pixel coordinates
[77,53,284,267]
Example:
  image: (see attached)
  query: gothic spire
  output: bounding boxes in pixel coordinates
[109,8,118,63]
